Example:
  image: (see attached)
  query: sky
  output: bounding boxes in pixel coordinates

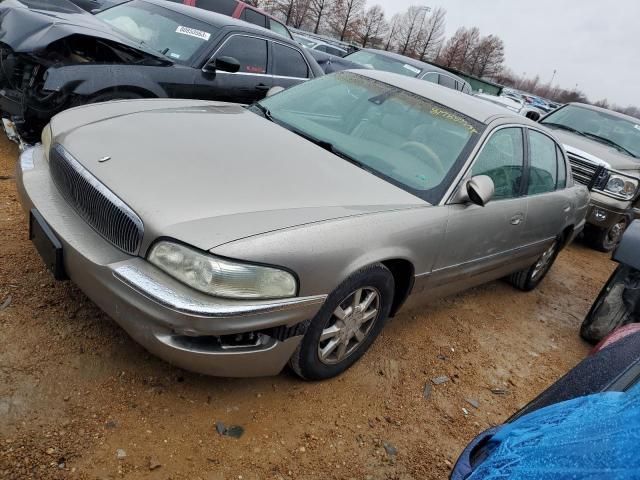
[375,0,640,107]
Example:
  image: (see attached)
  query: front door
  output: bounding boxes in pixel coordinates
[193,34,273,104]
[427,127,529,296]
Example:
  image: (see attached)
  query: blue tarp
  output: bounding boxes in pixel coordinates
[469,383,640,479]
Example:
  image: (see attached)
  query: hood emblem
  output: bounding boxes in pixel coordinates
[99,156,111,163]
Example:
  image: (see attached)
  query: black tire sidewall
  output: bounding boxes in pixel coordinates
[522,239,560,291]
[293,264,395,381]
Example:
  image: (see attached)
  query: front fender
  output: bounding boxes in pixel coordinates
[43,64,168,98]
[613,220,640,270]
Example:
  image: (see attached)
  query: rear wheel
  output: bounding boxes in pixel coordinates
[290,264,394,381]
[508,239,560,292]
[585,218,628,252]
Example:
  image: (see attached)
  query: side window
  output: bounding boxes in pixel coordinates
[241,8,267,28]
[556,145,567,189]
[461,83,472,94]
[269,20,292,39]
[472,128,525,200]
[528,130,558,195]
[439,75,457,90]
[423,72,439,84]
[272,43,309,78]
[196,0,237,16]
[216,36,267,74]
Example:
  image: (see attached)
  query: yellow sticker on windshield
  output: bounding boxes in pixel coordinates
[430,107,479,135]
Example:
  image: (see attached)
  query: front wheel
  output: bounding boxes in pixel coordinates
[289,264,394,380]
[585,218,628,252]
[508,239,560,292]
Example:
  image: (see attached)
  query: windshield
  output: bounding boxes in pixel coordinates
[346,51,422,78]
[256,72,484,203]
[542,104,640,159]
[96,1,217,64]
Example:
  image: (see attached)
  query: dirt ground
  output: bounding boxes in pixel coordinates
[0,134,616,480]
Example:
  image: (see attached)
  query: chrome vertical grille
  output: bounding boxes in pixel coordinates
[49,145,143,255]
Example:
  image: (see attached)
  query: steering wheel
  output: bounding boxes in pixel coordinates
[399,141,445,175]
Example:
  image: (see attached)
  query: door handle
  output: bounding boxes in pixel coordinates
[511,214,524,226]
[255,84,271,92]
[563,204,572,213]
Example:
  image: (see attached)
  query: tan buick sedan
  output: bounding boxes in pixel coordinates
[17,70,589,380]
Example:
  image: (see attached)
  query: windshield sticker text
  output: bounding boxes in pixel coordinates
[175,26,211,41]
[430,107,479,134]
[403,64,421,75]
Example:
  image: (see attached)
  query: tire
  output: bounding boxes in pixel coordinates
[289,264,395,381]
[585,218,629,253]
[508,239,560,292]
[580,265,634,343]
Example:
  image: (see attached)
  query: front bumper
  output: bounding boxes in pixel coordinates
[585,191,632,229]
[16,146,326,377]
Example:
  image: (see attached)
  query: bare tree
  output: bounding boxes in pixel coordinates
[329,0,366,42]
[414,7,446,62]
[396,6,428,56]
[356,5,387,48]
[438,27,467,67]
[471,35,505,77]
[308,0,332,34]
[384,14,401,51]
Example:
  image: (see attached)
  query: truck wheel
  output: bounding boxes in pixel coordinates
[580,266,634,343]
[508,239,560,292]
[585,218,628,252]
[289,264,394,381]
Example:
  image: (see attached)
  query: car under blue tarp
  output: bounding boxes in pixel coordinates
[468,382,640,479]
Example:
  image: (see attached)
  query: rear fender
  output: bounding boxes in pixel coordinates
[43,65,167,98]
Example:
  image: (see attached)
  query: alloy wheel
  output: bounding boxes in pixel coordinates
[317,287,380,365]
[531,241,558,281]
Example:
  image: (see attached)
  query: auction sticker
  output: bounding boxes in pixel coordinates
[176,26,211,41]
[403,64,421,75]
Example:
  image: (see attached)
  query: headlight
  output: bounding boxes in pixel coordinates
[41,123,52,160]
[602,173,639,200]
[147,241,297,300]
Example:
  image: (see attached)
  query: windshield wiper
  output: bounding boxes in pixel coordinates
[581,132,638,158]
[542,122,585,136]
[251,103,274,122]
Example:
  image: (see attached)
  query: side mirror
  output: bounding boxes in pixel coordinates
[466,175,495,207]
[266,86,285,98]
[203,56,241,74]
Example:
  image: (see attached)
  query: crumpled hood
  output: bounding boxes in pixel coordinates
[552,129,640,174]
[0,0,165,60]
[51,99,425,252]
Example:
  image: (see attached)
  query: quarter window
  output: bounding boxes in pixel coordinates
[217,36,267,74]
[269,20,291,39]
[241,8,267,28]
[556,145,567,189]
[195,0,237,16]
[472,128,525,200]
[272,43,309,78]
[423,72,439,84]
[528,130,558,195]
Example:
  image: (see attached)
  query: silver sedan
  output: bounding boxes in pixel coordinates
[17,70,590,380]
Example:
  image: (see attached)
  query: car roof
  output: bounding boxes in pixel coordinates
[355,69,525,124]
[569,102,640,123]
[138,0,293,43]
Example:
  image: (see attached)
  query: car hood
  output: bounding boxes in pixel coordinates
[551,129,640,174]
[51,99,425,252]
[0,0,167,61]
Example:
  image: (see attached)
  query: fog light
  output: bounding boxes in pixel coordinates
[593,209,608,222]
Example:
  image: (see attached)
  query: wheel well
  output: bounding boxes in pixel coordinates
[89,86,158,101]
[560,225,574,248]
[381,259,415,317]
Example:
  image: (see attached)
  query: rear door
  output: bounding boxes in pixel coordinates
[428,127,529,292]
[193,33,273,104]
[521,128,574,249]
